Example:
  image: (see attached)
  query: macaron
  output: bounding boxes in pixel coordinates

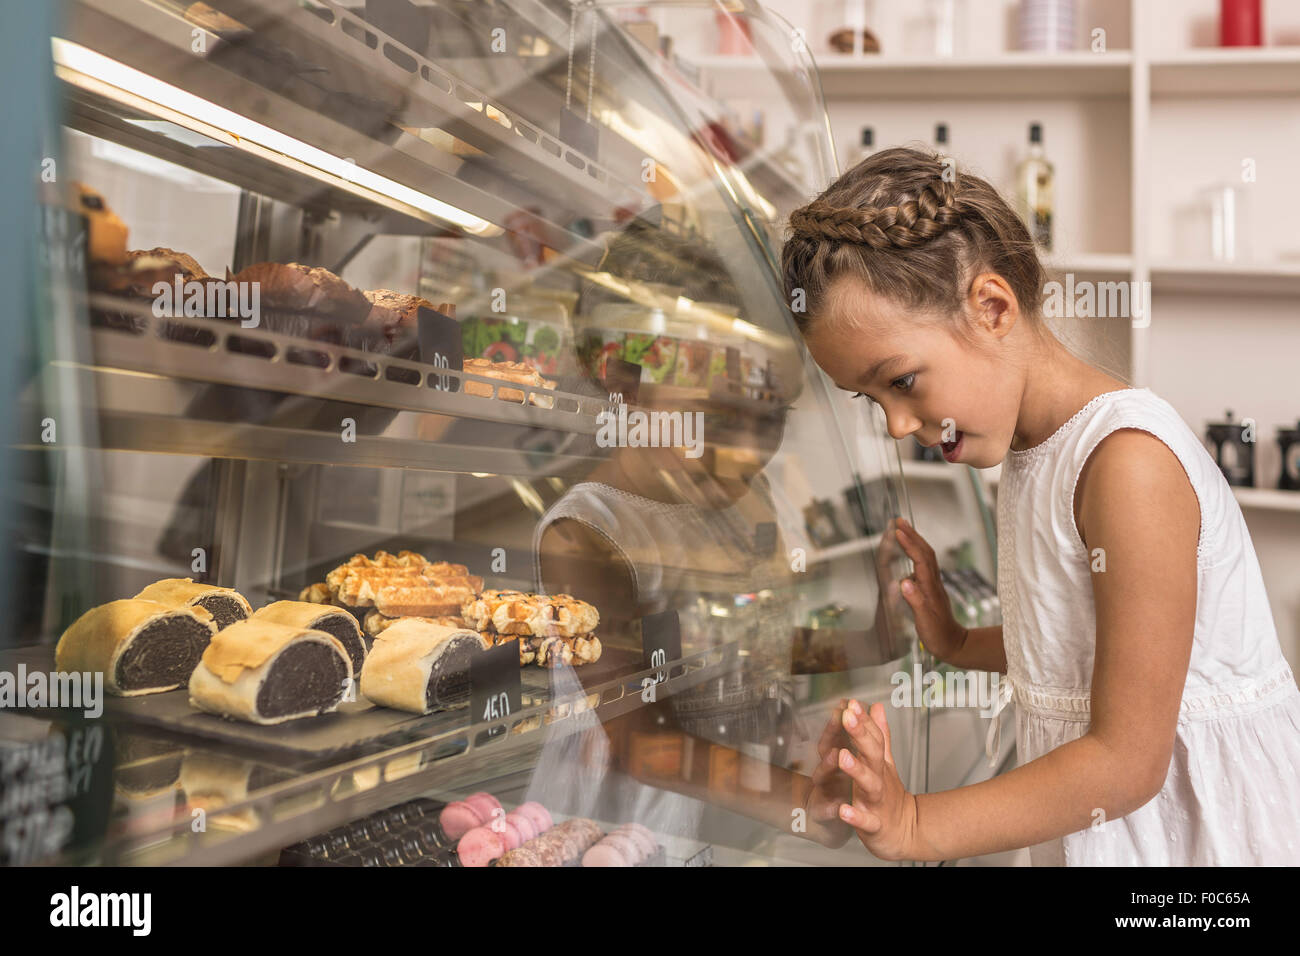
[497,819,523,851]
[438,801,482,841]
[456,826,505,867]
[505,811,537,843]
[582,841,631,867]
[465,792,501,823]
[517,801,553,833]
[615,825,657,857]
[602,831,645,865]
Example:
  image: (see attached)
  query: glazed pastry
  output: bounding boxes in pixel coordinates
[461,358,557,407]
[188,620,352,725]
[461,591,599,639]
[133,578,250,630]
[358,618,488,714]
[251,600,367,676]
[55,599,216,696]
[229,262,369,322]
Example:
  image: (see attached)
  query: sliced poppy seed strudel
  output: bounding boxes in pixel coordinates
[359,618,489,714]
[251,600,368,676]
[188,620,352,725]
[55,599,217,696]
[133,578,251,630]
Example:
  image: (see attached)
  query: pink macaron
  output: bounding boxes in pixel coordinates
[517,801,553,833]
[464,792,501,823]
[438,801,482,841]
[505,811,537,843]
[582,841,631,867]
[457,825,506,867]
[496,819,523,851]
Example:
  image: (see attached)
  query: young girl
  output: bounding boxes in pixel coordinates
[782,146,1300,865]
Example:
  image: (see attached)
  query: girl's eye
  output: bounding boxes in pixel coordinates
[891,373,916,392]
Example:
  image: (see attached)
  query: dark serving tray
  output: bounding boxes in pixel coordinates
[0,643,641,759]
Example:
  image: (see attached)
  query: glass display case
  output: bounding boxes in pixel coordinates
[1,0,999,867]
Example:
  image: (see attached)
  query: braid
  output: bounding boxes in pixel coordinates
[788,178,961,249]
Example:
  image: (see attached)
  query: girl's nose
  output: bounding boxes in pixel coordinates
[884,412,922,443]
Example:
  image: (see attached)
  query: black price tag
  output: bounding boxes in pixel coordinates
[641,608,682,686]
[753,521,777,558]
[725,346,740,382]
[559,107,600,160]
[470,640,521,740]
[418,305,463,391]
[602,356,641,405]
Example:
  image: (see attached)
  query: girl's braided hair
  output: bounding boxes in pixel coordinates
[781,147,1046,337]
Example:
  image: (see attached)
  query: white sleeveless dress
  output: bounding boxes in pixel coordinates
[992,386,1300,865]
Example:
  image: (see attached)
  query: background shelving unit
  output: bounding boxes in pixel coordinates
[675,0,1300,673]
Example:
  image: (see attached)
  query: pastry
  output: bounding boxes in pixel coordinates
[516,801,553,833]
[362,609,466,638]
[358,618,489,714]
[583,831,642,867]
[55,599,217,696]
[461,358,557,407]
[133,578,250,630]
[74,182,128,266]
[299,582,334,605]
[251,600,367,675]
[494,844,543,867]
[326,551,483,618]
[462,590,599,639]
[465,792,502,823]
[504,811,536,843]
[229,262,370,322]
[356,290,456,355]
[188,620,352,725]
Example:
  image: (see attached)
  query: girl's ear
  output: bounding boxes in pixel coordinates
[968,272,1019,338]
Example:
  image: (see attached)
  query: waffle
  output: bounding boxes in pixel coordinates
[489,632,602,667]
[461,590,599,639]
[324,551,483,613]
[363,609,466,638]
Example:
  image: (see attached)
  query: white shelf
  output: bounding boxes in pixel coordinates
[792,52,1131,100]
[1150,48,1300,96]
[809,532,882,564]
[1042,253,1134,275]
[1150,260,1300,296]
[1234,487,1300,513]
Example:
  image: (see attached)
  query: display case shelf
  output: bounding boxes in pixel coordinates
[1150,259,1300,296]
[1150,48,1300,97]
[62,643,737,866]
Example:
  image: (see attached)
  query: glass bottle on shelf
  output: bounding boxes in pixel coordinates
[1016,122,1054,252]
[850,126,875,167]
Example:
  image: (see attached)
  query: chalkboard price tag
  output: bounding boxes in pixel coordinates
[470,640,521,740]
[641,609,682,686]
[418,305,464,391]
[602,356,641,406]
[753,521,777,558]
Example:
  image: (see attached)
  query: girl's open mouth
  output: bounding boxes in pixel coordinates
[941,431,964,463]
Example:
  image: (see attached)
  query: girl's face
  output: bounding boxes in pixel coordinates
[803,274,1026,469]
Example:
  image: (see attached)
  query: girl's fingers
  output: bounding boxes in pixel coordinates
[839,802,881,833]
[842,700,884,762]
[838,747,884,802]
[870,702,895,769]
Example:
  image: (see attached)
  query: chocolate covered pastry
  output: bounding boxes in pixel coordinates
[188,620,352,725]
[56,599,217,696]
[461,358,557,407]
[229,262,369,322]
[359,618,489,713]
[251,600,368,675]
[133,578,250,630]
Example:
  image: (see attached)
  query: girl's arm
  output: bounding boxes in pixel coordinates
[839,430,1200,861]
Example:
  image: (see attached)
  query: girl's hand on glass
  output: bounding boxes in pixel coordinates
[891,517,967,662]
[836,699,918,862]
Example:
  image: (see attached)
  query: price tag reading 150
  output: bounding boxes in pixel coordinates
[470,640,521,740]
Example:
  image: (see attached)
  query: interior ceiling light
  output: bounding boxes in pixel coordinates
[52,38,501,237]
